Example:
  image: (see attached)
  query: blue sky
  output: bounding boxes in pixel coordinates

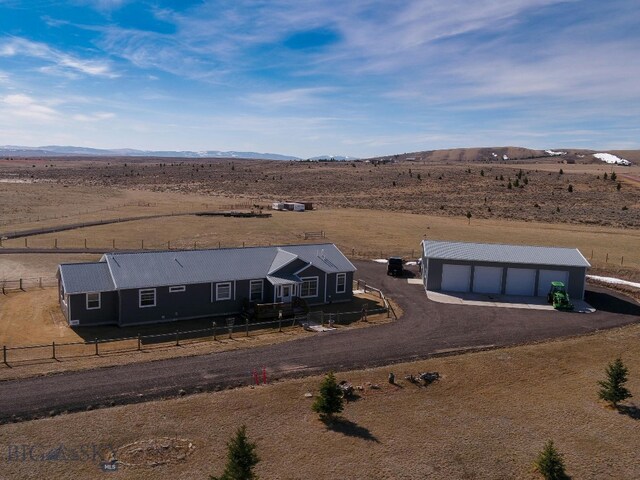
[0,0,639,158]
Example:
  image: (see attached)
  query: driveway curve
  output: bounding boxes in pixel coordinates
[0,261,638,423]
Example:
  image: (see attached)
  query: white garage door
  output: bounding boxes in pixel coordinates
[473,266,503,294]
[441,264,471,292]
[537,269,569,296]
[505,268,537,296]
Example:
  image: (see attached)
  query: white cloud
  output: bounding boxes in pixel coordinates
[243,87,336,106]
[0,37,118,78]
[1,93,58,121]
[72,112,116,122]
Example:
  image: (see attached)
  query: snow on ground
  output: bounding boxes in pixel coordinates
[405,261,418,266]
[373,259,388,263]
[587,275,640,290]
[545,150,567,156]
[593,153,631,165]
[491,152,498,158]
[502,154,509,160]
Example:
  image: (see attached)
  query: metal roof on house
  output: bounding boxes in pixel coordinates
[421,240,591,268]
[97,243,356,290]
[58,262,115,294]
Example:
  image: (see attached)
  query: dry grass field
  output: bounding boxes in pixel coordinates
[0,324,638,479]
[1,157,639,228]
[0,156,639,479]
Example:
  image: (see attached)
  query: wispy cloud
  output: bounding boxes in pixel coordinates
[0,37,118,78]
[1,93,59,121]
[243,87,337,106]
[72,112,116,122]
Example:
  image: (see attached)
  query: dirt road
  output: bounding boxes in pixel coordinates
[0,261,637,423]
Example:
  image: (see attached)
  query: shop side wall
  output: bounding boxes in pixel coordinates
[423,257,586,298]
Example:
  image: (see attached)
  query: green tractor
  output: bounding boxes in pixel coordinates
[547,281,574,311]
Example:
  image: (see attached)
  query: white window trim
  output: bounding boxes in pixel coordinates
[249,279,264,302]
[300,276,319,299]
[216,282,232,301]
[139,288,156,308]
[169,285,186,293]
[336,273,347,294]
[86,292,101,310]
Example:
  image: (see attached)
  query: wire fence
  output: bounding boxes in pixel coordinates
[1,306,388,368]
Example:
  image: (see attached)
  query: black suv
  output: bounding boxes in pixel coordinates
[387,257,404,277]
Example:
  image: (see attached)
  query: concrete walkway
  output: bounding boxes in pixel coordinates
[426,290,595,313]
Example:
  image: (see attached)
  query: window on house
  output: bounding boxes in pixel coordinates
[300,277,319,298]
[249,280,263,302]
[169,285,186,293]
[336,273,346,293]
[139,289,156,308]
[86,292,101,310]
[216,282,232,301]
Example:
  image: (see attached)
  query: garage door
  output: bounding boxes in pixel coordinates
[537,269,569,296]
[441,264,471,292]
[473,266,503,294]
[505,268,536,296]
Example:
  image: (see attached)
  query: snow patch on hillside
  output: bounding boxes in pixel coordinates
[593,153,631,165]
[545,150,567,156]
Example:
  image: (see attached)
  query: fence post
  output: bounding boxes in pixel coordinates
[3,345,7,366]
[245,317,249,337]
[321,311,324,327]
[19,279,23,291]
[137,334,141,351]
[621,256,624,265]
[168,240,171,249]
[194,241,197,249]
[39,277,42,288]
[52,341,56,360]
[212,322,217,341]
[112,239,115,249]
[175,329,180,346]
[24,238,27,248]
[606,253,609,263]
[85,238,87,249]
[94,338,99,355]
[54,238,58,249]
[141,239,144,250]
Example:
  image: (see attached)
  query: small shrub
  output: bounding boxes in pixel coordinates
[567,184,573,193]
[598,357,632,408]
[617,182,621,191]
[312,372,344,420]
[559,168,563,175]
[534,440,567,480]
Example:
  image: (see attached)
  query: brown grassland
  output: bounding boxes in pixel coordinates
[0,325,638,479]
[0,156,639,479]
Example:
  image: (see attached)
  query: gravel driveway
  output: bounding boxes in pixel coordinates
[0,261,638,423]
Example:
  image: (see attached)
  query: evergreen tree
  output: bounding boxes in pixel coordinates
[598,358,632,408]
[611,171,617,181]
[603,172,608,180]
[211,425,260,480]
[534,440,568,480]
[312,372,344,421]
[567,184,573,193]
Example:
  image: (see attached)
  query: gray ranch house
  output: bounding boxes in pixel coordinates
[57,243,356,327]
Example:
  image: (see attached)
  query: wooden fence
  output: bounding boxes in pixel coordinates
[1,307,388,367]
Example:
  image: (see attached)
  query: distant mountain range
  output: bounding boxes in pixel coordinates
[0,145,301,161]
